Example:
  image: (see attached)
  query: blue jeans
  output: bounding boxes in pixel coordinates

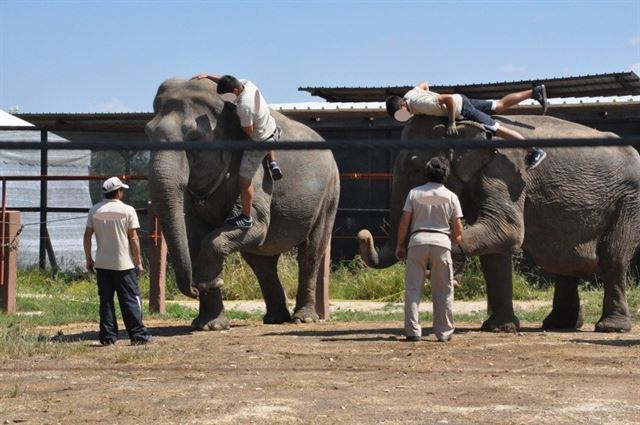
[96,268,150,344]
[460,95,498,133]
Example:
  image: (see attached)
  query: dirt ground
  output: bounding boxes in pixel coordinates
[1,317,639,425]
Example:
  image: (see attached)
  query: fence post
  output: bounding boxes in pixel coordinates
[315,240,331,320]
[1,211,20,313]
[147,202,166,314]
[39,130,48,270]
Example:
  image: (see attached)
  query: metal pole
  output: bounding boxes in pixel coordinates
[1,178,6,287]
[39,130,48,270]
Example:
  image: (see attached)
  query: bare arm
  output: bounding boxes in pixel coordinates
[395,211,412,260]
[128,228,144,274]
[241,125,254,137]
[438,94,459,135]
[191,73,222,83]
[83,227,95,273]
[452,217,463,246]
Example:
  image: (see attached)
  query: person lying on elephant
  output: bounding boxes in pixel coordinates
[385,82,548,170]
[395,156,463,343]
[192,73,282,228]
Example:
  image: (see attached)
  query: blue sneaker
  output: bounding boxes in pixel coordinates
[269,161,283,181]
[225,214,253,228]
[526,148,547,170]
[533,84,548,115]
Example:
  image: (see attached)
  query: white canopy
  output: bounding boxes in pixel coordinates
[0,110,92,270]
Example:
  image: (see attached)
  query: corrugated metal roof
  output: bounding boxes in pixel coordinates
[299,71,640,102]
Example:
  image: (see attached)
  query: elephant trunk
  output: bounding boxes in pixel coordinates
[149,150,198,298]
[357,163,412,268]
[357,229,399,269]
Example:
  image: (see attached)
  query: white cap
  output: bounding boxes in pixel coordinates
[102,176,130,193]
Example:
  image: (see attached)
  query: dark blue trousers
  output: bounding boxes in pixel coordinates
[96,268,151,344]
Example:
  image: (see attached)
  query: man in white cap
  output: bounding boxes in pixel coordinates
[83,177,151,345]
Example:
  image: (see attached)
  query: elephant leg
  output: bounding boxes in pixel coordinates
[594,202,637,333]
[596,265,631,333]
[241,252,291,324]
[292,217,334,324]
[542,275,583,330]
[191,288,230,331]
[193,223,268,291]
[480,253,520,332]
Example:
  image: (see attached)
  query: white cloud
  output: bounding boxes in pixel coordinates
[630,36,640,46]
[500,64,527,74]
[86,97,132,113]
[629,63,640,75]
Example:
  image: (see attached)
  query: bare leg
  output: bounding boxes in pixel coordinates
[266,150,275,162]
[495,125,525,140]
[238,176,253,216]
[494,89,533,113]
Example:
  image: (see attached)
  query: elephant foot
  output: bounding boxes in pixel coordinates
[481,314,520,333]
[196,277,224,292]
[263,308,292,325]
[542,310,584,330]
[191,310,230,331]
[292,307,319,324]
[595,315,632,333]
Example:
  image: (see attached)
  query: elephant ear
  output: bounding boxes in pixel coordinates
[449,122,494,183]
[452,148,496,183]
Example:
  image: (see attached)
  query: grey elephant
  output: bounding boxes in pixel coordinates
[358,115,640,332]
[145,78,339,330]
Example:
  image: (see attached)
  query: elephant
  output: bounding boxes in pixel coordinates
[145,78,339,330]
[358,115,640,333]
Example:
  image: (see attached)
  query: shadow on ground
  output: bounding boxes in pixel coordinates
[50,324,194,344]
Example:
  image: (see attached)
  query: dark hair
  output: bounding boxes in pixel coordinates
[385,96,403,119]
[104,189,120,199]
[425,156,450,183]
[216,75,242,94]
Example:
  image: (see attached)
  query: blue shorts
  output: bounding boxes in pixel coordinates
[460,95,499,134]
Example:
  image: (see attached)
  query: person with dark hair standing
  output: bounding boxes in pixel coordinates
[192,73,282,228]
[83,177,152,346]
[395,157,463,342]
[386,81,548,170]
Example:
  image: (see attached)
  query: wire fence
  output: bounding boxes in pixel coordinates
[1,136,640,151]
[2,126,640,268]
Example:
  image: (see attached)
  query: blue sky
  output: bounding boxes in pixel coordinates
[1,0,639,113]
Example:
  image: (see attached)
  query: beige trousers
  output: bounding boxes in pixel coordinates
[404,244,455,340]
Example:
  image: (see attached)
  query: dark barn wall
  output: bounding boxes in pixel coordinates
[280,109,401,261]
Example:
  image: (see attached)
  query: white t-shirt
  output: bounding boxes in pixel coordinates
[402,182,463,250]
[404,87,463,119]
[235,79,277,141]
[86,199,140,271]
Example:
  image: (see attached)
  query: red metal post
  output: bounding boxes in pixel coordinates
[147,202,166,314]
[1,211,20,313]
[315,240,331,320]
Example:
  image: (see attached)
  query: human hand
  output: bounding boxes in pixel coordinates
[191,73,208,80]
[86,258,95,274]
[395,246,406,260]
[135,264,144,276]
[446,123,459,136]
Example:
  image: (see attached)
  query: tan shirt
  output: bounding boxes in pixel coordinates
[403,182,463,250]
[86,199,140,270]
[236,79,277,141]
[404,87,463,118]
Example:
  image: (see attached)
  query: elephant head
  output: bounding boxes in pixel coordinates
[145,78,244,298]
[357,116,489,268]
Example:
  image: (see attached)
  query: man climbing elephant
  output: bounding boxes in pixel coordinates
[385,81,548,170]
[192,73,282,228]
